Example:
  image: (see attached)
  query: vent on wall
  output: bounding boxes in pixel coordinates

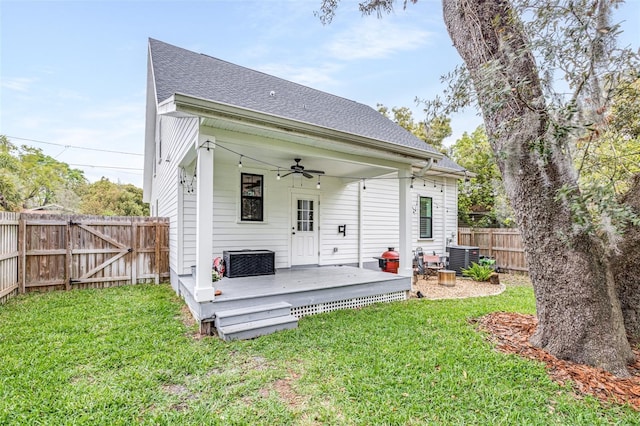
[447,245,480,275]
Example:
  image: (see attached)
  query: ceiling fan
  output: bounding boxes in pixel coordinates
[280,158,325,179]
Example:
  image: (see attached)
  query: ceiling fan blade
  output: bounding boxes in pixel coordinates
[305,169,325,175]
[302,172,313,179]
[280,172,294,178]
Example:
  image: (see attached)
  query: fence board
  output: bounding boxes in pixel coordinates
[458,227,528,273]
[0,213,169,303]
[0,212,19,303]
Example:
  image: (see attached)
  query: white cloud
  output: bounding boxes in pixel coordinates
[1,77,37,92]
[325,19,433,61]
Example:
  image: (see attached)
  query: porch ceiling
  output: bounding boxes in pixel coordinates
[201,117,410,179]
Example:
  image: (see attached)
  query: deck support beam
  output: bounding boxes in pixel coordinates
[194,135,217,302]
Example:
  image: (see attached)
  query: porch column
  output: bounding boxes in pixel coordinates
[398,166,413,277]
[194,136,216,302]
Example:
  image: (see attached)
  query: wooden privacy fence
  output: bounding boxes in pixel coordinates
[0,212,169,304]
[0,212,20,303]
[458,227,528,273]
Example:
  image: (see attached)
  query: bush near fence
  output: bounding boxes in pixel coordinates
[0,212,169,304]
[458,227,528,273]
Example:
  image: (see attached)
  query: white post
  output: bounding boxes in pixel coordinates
[398,166,413,277]
[358,180,364,268]
[194,136,217,302]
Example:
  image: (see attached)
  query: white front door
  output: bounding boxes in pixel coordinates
[291,194,319,266]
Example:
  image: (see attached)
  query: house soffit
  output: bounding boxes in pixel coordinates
[170,94,441,164]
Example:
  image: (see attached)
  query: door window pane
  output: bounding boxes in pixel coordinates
[296,199,314,232]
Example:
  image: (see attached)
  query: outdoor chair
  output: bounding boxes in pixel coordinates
[424,254,445,278]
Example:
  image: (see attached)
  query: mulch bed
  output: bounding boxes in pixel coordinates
[476,312,640,410]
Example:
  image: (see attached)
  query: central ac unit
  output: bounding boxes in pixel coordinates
[447,245,480,275]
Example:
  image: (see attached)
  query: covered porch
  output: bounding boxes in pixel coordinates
[174,265,411,340]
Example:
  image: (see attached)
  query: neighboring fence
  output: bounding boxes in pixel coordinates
[0,212,20,304]
[0,212,169,304]
[458,227,528,273]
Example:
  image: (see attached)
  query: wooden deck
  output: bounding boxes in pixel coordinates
[174,265,411,336]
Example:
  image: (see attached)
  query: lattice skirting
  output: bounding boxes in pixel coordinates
[290,291,407,318]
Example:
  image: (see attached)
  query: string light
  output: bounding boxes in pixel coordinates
[208,141,469,189]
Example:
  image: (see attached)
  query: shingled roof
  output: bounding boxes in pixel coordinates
[149,39,447,155]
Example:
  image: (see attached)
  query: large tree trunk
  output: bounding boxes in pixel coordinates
[612,173,640,344]
[442,0,634,376]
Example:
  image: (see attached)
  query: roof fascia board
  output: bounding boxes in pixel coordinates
[170,93,443,163]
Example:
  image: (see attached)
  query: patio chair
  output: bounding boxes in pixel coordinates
[424,254,445,278]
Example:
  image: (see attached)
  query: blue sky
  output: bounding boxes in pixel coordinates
[1,0,639,187]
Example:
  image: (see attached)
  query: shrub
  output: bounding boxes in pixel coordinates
[462,262,494,281]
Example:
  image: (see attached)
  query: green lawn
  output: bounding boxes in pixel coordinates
[0,280,637,425]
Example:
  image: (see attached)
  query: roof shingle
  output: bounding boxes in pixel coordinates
[149,38,440,155]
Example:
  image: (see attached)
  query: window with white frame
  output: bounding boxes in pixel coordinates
[240,173,263,221]
[419,196,433,239]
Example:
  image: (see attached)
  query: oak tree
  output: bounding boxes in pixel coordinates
[318,0,640,376]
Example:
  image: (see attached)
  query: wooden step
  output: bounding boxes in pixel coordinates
[217,315,298,341]
[214,301,292,328]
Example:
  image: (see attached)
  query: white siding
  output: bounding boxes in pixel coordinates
[409,176,456,256]
[319,180,359,265]
[210,147,291,267]
[205,142,364,268]
[152,117,460,273]
[363,173,459,260]
[181,187,197,273]
[152,115,199,273]
[362,177,399,260]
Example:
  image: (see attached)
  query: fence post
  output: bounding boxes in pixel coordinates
[131,218,138,285]
[488,228,494,259]
[155,218,160,284]
[65,219,72,291]
[18,216,25,294]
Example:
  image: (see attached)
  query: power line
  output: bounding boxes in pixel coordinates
[6,135,144,156]
[67,163,143,171]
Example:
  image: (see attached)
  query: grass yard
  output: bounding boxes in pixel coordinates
[0,280,637,425]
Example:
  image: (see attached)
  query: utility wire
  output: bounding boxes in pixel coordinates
[67,163,143,171]
[6,135,144,156]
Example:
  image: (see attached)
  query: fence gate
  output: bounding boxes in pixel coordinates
[68,219,134,286]
[20,214,169,292]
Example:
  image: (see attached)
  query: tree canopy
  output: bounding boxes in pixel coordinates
[377,104,451,153]
[317,0,640,377]
[449,126,514,227]
[0,135,148,216]
[79,178,149,216]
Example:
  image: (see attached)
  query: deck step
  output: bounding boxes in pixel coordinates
[217,315,298,341]
[214,301,293,327]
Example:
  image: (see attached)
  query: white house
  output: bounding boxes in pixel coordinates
[143,39,466,339]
